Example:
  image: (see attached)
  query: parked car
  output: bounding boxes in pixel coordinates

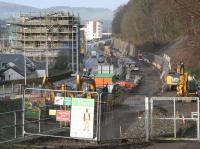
[98,55,105,63]
[91,50,97,58]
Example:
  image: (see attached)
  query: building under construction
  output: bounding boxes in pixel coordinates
[10,11,81,60]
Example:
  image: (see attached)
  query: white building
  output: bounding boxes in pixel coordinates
[0,54,46,81]
[86,21,103,41]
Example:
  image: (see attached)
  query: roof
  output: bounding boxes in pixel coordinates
[95,73,114,78]
[33,61,46,70]
[2,66,24,77]
[0,54,45,76]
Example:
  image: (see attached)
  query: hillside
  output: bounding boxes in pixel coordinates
[112,0,200,77]
[162,36,200,77]
[0,1,113,28]
[46,6,113,22]
[112,0,200,51]
[0,1,39,19]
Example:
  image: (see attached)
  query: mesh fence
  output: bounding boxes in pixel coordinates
[99,92,146,143]
[23,88,100,140]
[151,97,199,140]
[0,110,23,142]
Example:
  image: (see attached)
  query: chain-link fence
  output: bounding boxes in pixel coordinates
[150,97,199,140]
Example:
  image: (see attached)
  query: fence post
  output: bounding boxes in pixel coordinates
[150,98,153,139]
[145,97,149,142]
[197,97,199,140]
[97,93,102,142]
[14,111,17,138]
[174,98,176,138]
[12,83,14,93]
[3,85,5,98]
[38,108,41,133]
[22,89,25,137]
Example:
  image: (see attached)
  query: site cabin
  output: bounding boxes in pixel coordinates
[95,73,116,87]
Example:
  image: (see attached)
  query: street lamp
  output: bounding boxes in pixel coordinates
[85,32,87,55]
[46,28,49,77]
[71,27,74,73]
[23,27,27,86]
[73,25,79,74]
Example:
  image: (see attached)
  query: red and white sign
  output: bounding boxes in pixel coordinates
[56,110,70,122]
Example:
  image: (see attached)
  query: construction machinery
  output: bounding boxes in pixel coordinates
[165,62,186,91]
[76,74,96,98]
[165,72,180,90]
[176,63,198,97]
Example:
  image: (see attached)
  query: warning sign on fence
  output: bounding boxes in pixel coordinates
[49,109,56,116]
[64,97,72,106]
[54,96,64,105]
[70,98,94,139]
[56,110,70,122]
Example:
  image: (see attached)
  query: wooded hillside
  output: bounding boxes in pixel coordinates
[112,0,200,51]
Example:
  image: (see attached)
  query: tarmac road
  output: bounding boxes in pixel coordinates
[100,60,162,141]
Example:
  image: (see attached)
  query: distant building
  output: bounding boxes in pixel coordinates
[9,11,81,72]
[0,54,45,81]
[86,21,103,41]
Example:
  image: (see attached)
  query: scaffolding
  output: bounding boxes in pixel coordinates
[10,11,80,58]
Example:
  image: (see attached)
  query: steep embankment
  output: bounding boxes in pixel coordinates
[162,36,200,77]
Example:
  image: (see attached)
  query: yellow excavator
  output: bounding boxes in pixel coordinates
[176,63,198,97]
[42,75,75,99]
[76,74,96,98]
[165,64,182,90]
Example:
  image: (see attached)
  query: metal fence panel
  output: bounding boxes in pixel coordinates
[23,88,100,141]
[150,97,199,141]
[99,92,146,143]
[0,110,23,143]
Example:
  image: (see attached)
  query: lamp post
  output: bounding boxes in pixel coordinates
[73,25,79,74]
[23,27,27,86]
[71,27,74,73]
[46,28,49,77]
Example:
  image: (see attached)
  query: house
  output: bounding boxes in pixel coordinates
[0,54,46,81]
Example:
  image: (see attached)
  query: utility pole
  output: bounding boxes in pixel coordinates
[23,27,27,86]
[76,25,79,74]
[72,27,74,73]
[46,28,49,77]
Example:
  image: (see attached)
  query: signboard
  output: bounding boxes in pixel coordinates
[70,98,95,139]
[64,97,72,106]
[49,109,56,116]
[56,110,70,122]
[54,96,64,105]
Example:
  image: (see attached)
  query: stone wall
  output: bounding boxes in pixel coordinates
[111,37,137,57]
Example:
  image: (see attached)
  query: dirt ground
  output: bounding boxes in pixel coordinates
[145,141,200,149]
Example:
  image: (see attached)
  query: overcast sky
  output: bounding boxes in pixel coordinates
[1,0,129,10]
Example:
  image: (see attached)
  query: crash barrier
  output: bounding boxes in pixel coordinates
[150,97,199,140]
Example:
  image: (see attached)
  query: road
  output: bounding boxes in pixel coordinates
[100,60,162,141]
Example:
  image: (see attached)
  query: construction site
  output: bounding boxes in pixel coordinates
[10,11,80,60]
[0,0,200,148]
